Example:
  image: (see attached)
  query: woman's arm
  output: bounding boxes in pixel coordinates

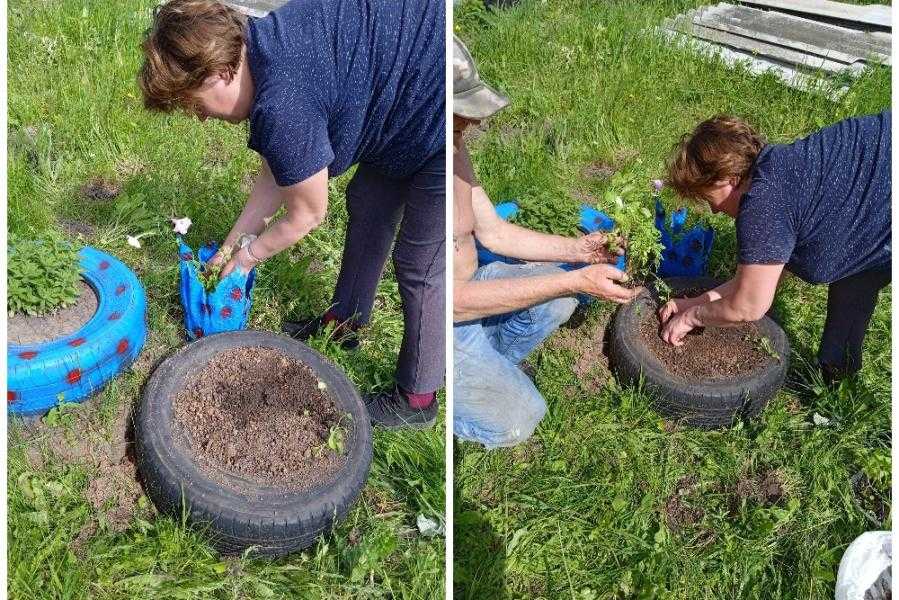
[219,160,284,251]
[660,263,783,346]
[658,277,740,322]
[220,166,329,276]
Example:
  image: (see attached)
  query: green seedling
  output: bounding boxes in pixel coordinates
[746,334,780,362]
[8,235,82,316]
[186,245,234,292]
[326,425,346,455]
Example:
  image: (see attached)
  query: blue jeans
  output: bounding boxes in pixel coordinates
[453,262,578,448]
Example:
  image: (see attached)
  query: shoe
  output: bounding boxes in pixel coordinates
[364,387,437,429]
[282,314,359,350]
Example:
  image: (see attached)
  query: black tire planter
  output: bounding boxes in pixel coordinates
[8,247,147,416]
[134,330,373,557]
[609,277,789,429]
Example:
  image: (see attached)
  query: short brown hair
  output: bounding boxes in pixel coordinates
[667,115,765,201]
[138,0,247,113]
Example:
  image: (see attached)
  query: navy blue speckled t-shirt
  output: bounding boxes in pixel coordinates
[245,0,444,186]
[736,110,891,284]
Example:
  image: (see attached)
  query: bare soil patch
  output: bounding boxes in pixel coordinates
[550,307,613,393]
[733,470,786,507]
[663,475,704,531]
[638,301,772,381]
[79,177,121,201]
[59,219,96,238]
[8,280,97,345]
[853,473,889,524]
[172,346,348,491]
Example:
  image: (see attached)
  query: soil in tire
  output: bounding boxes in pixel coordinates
[8,280,98,345]
[639,301,775,381]
[172,346,348,491]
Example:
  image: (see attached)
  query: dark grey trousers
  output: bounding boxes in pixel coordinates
[330,151,445,393]
[819,264,891,378]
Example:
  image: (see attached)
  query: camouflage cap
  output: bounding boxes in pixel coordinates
[453,34,509,120]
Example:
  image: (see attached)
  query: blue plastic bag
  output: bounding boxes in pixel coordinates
[654,200,714,277]
[177,239,256,340]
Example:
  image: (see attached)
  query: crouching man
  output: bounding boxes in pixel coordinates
[452,36,641,448]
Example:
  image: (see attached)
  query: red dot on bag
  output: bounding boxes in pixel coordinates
[99,261,110,270]
[108,312,122,321]
[8,391,16,403]
[19,351,38,360]
[193,327,204,338]
[116,339,129,354]
[67,369,82,384]
[230,287,242,301]
[115,284,127,296]
[69,337,86,347]
[221,306,232,318]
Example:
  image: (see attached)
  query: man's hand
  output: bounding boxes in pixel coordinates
[574,264,642,303]
[659,296,702,324]
[661,305,702,346]
[574,232,626,264]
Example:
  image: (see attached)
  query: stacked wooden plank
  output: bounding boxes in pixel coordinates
[660,1,891,97]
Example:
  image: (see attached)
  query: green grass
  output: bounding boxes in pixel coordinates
[454,1,890,598]
[8,1,444,598]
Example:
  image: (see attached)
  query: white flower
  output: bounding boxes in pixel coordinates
[126,235,142,249]
[812,412,831,426]
[416,514,444,537]
[317,381,327,390]
[171,217,192,235]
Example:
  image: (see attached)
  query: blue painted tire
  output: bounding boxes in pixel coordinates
[7,247,147,416]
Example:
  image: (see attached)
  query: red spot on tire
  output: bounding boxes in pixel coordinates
[69,337,86,347]
[67,369,82,384]
[8,391,16,403]
[116,339,129,354]
[230,287,242,301]
[99,261,110,270]
[18,351,38,360]
[108,312,122,321]
[115,284,127,296]
[220,306,233,318]
[193,327,204,338]
[180,252,193,261]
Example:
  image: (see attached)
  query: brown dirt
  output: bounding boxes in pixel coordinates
[12,397,149,553]
[638,301,773,381]
[663,475,704,531]
[581,160,617,181]
[853,474,889,523]
[732,470,787,510]
[172,347,348,491]
[8,280,98,345]
[79,177,121,201]
[59,219,96,238]
[549,308,613,393]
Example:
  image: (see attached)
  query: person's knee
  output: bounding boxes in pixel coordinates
[545,296,578,328]
[454,387,547,448]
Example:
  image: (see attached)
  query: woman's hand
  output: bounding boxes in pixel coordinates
[575,231,627,264]
[220,246,259,278]
[660,305,703,346]
[659,296,701,324]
